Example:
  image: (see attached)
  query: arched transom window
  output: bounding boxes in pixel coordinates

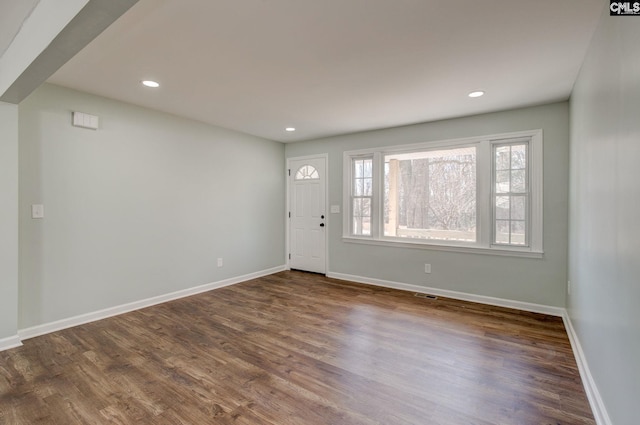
[295,165,319,180]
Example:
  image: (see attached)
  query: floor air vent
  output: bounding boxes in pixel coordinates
[414,293,438,300]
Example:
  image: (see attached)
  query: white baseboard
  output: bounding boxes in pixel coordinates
[562,312,612,425]
[327,272,565,316]
[0,334,22,351]
[18,265,286,341]
[8,266,610,425]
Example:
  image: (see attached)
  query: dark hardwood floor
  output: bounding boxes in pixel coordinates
[0,271,594,424]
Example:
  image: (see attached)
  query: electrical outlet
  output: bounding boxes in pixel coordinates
[217,258,223,267]
[424,263,431,274]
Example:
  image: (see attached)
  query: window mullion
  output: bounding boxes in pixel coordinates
[372,151,383,239]
[342,152,351,238]
[477,140,491,247]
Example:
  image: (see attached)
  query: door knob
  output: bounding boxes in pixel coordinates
[320,223,325,227]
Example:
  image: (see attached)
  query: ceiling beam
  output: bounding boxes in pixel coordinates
[0,0,138,104]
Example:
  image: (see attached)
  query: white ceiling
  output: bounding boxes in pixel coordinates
[47,0,604,143]
[0,0,39,58]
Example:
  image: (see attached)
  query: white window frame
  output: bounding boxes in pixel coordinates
[350,155,375,236]
[342,129,543,258]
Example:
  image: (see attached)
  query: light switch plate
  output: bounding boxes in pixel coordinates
[32,204,44,219]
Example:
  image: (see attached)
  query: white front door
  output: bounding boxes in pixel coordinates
[289,156,327,274]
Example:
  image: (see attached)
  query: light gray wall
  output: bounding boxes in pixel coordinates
[286,102,569,307]
[0,101,19,340]
[569,11,640,425]
[19,83,285,329]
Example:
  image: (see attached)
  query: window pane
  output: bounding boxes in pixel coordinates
[363,178,373,196]
[511,221,526,245]
[361,216,371,235]
[363,159,373,178]
[353,198,363,235]
[353,216,362,235]
[354,160,364,178]
[354,158,373,178]
[495,220,510,244]
[495,196,510,219]
[496,171,510,193]
[354,179,364,196]
[495,146,510,170]
[384,146,476,242]
[511,170,526,193]
[361,198,371,217]
[353,198,362,217]
[511,145,527,169]
[511,196,526,220]
[352,197,372,236]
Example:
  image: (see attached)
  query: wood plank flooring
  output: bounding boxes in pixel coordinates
[0,271,595,424]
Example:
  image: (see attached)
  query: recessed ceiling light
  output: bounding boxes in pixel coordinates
[468,91,485,98]
[142,80,160,88]
[285,127,296,132]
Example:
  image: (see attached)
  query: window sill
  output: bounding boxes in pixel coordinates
[342,236,544,258]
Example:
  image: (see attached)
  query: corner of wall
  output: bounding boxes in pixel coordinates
[0,101,19,341]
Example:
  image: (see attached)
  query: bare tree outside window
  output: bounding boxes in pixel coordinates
[494,143,528,246]
[344,130,541,253]
[352,157,373,235]
[384,147,476,242]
